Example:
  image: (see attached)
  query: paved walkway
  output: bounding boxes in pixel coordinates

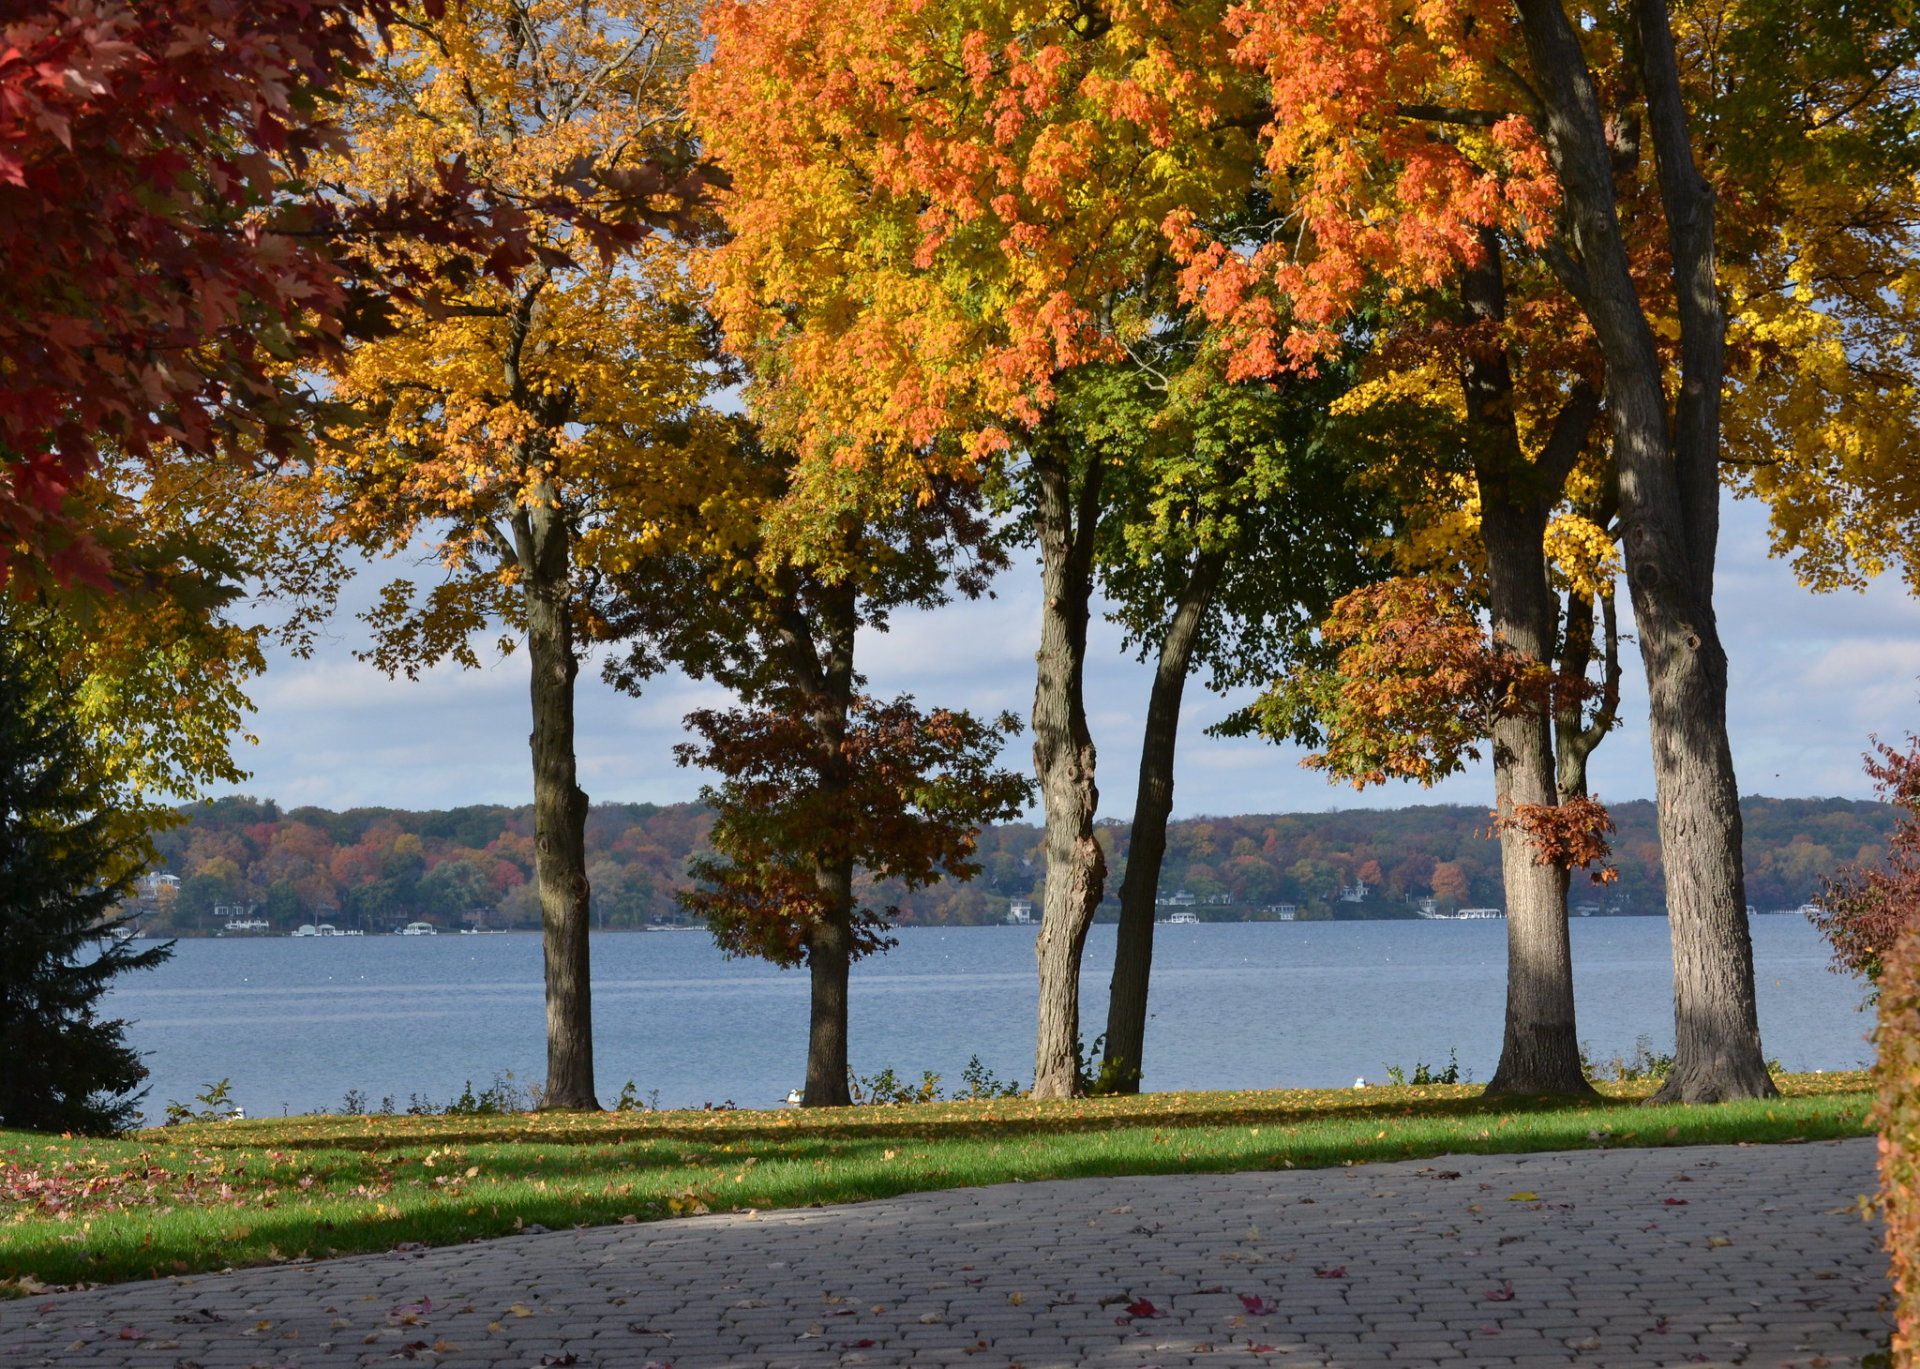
[0,1140,1889,1369]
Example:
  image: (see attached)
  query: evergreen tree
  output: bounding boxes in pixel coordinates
[0,620,171,1134]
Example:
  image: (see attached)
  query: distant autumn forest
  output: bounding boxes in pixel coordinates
[130,794,1896,936]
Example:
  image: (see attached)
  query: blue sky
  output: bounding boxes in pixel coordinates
[218,493,1920,818]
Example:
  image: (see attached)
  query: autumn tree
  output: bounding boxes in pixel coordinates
[601,433,1029,1104]
[695,0,1305,1097]
[678,699,1030,1104]
[298,0,723,1109]
[0,0,428,584]
[1156,0,1920,1100]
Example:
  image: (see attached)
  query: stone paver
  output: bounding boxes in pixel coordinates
[0,1140,1888,1369]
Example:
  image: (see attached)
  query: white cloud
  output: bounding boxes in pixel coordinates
[209,495,1920,816]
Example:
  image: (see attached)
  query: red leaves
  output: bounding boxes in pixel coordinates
[1237,1293,1277,1316]
[0,0,408,579]
[1495,795,1618,882]
[1810,734,1920,985]
[1311,1267,1346,1280]
[1662,1197,1689,1206]
[677,695,1030,969]
[1482,1281,1516,1302]
[1116,1297,1167,1323]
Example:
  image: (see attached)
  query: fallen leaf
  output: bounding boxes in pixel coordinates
[1662,1198,1689,1206]
[1124,1298,1167,1320]
[1238,1294,1277,1316]
[1648,1316,1670,1334]
[1008,1293,1024,1306]
[838,1338,877,1349]
[1565,1336,1602,1351]
[1707,1236,1732,1248]
[918,1312,943,1325]
[1506,1191,1538,1202]
[1312,1267,1346,1279]
[507,1304,534,1318]
[1483,1282,1516,1302]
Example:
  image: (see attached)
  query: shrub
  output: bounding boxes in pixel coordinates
[1385,1048,1465,1086]
[1874,924,1920,1368]
[1809,735,1920,996]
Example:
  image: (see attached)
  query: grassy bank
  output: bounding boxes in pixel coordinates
[1,1072,1872,1293]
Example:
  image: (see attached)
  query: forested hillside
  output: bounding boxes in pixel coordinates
[130,794,1895,935]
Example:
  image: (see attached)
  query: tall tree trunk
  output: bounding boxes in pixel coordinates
[1461,236,1595,1097]
[804,882,855,1107]
[783,578,859,1107]
[1102,545,1228,1094]
[518,495,597,1110]
[1513,0,1774,1102]
[1030,442,1106,1099]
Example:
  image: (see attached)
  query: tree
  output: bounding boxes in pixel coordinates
[678,697,1031,1103]
[300,0,723,1109]
[0,0,413,583]
[694,0,1319,1097]
[1074,349,1391,1091]
[0,613,170,1135]
[601,434,1028,1104]
[1164,0,1836,1100]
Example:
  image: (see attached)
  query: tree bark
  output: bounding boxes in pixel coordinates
[1101,545,1228,1094]
[1460,236,1595,1097]
[1512,0,1775,1102]
[790,580,859,1107]
[518,493,598,1110]
[804,883,855,1107]
[1030,440,1107,1099]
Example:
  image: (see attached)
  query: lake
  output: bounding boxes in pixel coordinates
[106,916,1875,1121]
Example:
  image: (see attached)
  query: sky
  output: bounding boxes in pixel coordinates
[214,493,1920,820]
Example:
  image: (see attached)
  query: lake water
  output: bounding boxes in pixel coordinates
[106,917,1875,1121]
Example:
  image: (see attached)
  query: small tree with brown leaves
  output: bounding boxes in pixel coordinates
[677,697,1031,1105]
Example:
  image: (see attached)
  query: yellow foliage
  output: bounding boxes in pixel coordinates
[296,0,740,663]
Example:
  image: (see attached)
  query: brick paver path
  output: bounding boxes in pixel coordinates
[0,1140,1888,1369]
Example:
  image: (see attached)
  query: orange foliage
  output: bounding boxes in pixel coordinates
[1495,795,1618,884]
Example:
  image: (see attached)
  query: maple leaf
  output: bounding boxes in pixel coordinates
[1237,1294,1277,1316]
[1483,1282,1516,1302]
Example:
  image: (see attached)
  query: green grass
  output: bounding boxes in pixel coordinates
[0,1072,1873,1293]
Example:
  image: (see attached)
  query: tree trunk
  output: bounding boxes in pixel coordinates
[785,578,859,1108]
[519,497,597,1110]
[1513,0,1775,1102]
[804,883,855,1107]
[1030,442,1106,1099]
[1460,237,1595,1098]
[1102,545,1227,1094]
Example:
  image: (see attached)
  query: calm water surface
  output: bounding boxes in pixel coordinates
[106,918,1874,1120]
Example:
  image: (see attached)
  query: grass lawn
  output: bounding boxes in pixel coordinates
[0,1072,1873,1294]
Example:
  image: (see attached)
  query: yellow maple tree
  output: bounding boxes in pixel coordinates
[293,0,728,1109]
